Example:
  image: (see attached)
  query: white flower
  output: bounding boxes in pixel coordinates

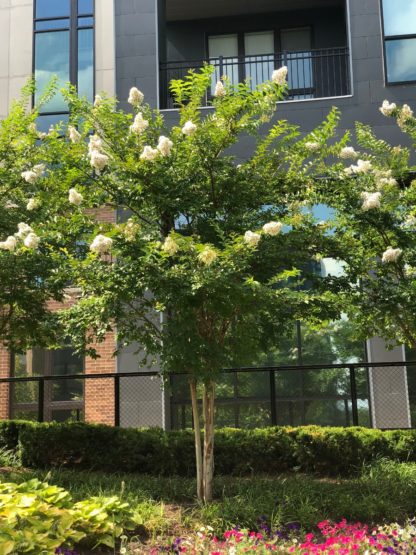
[16,222,33,239]
[263,221,283,236]
[404,215,416,228]
[21,170,38,184]
[140,145,159,161]
[88,134,103,154]
[380,100,397,116]
[93,94,102,107]
[24,232,40,249]
[244,230,261,247]
[214,81,226,97]
[128,87,144,106]
[382,246,402,263]
[90,234,113,254]
[157,136,173,157]
[182,121,197,136]
[355,159,372,174]
[361,191,381,211]
[346,159,372,176]
[271,66,288,85]
[162,236,179,255]
[90,151,109,173]
[68,126,81,143]
[378,177,398,188]
[198,247,217,265]
[130,112,149,134]
[26,198,41,211]
[68,188,83,206]
[397,104,414,128]
[339,146,357,159]
[124,219,140,242]
[305,141,320,152]
[0,236,17,252]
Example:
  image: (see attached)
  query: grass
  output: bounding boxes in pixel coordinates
[1,459,416,539]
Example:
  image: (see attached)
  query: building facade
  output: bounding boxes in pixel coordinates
[0,0,415,430]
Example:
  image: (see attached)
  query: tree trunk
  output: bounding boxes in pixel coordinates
[202,380,215,503]
[189,378,203,501]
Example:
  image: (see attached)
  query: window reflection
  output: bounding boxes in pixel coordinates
[78,28,94,102]
[382,0,416,37]
[385,39,416,83]
[36,0,70,19]
[35,31,70,112]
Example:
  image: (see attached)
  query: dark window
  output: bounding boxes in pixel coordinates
[381,0,416,84]
[34,0,94,126]
[11,346,84,422]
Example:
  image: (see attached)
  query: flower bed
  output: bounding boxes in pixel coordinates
[146,520,416,554]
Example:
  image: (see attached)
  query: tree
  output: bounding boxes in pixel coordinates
[2,68,347,501]
[0,83,71,351]
[309,100,416,350]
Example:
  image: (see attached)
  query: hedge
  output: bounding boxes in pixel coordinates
[1,420,416,476]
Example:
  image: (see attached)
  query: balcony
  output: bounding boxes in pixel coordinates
[159,47,350,109]
[159,0,350,109]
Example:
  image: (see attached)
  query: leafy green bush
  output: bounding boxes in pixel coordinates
[4,420,416,476]
[0,478,134,554]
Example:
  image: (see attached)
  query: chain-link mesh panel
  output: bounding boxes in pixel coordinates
[120,374,165,428]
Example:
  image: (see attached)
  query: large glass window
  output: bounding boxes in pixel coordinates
[381,0,416,84]
[34,0,94,130]
[11,346,84,422]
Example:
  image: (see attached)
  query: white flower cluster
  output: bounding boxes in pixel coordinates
[94,95,102,107]
[140,136,173,161]
[124,219,141,242]
[305,141,320,152]
[271,66,288,85]
[339,146,358,159]
[397,104,414,129]
[68,126,81,143]
[182,121,197,136]
[26,198,41,211]
[198,247,217,265]
[244,230,261,247]
[0,222,40,252]
[263,221,283,235]
[214,81,226,97]
[21,164,45,184]
[344,159,372,175]
[380,100,397,116]
[140,145,159,161]
[382,246,402,263]
[162,236,179,255]
[88,134,109,174]
[0,236,16,251]
[130,112,149,134]
[128,87,144,107]
[68,188,83,206]
[90,234,113,254]
[361,191,381,211]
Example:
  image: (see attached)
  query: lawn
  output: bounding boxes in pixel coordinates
[2,458,416,551]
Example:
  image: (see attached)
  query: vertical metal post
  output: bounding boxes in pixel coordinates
[219,55,224,80]
[114,375,120,427]
[38,379,44,423]
[270,369,277,426]
[349,366,359,426]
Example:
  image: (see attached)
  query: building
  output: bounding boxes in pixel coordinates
[0,0,415,430]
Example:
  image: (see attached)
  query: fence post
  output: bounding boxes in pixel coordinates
[38,378,44,423]
[270,369,277,426]
[219,55,224,79]
[349,366,359,426]
[114,375,120,427]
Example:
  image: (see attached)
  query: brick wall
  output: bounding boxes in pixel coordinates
[84,330,117,426]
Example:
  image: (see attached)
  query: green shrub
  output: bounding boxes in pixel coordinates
[3,420,416,476]
[0,478,134,554]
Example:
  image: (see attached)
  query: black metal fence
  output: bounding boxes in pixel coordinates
[159,47,351,109]
[3,360,416,430]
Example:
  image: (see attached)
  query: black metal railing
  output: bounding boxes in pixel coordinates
[2,359,416,430]
[159,46,351,109]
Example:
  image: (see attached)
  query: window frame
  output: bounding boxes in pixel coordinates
[32,0,95,118]
[380,0,416,86]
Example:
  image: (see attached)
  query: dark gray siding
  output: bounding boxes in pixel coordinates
[115,0,416,146]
